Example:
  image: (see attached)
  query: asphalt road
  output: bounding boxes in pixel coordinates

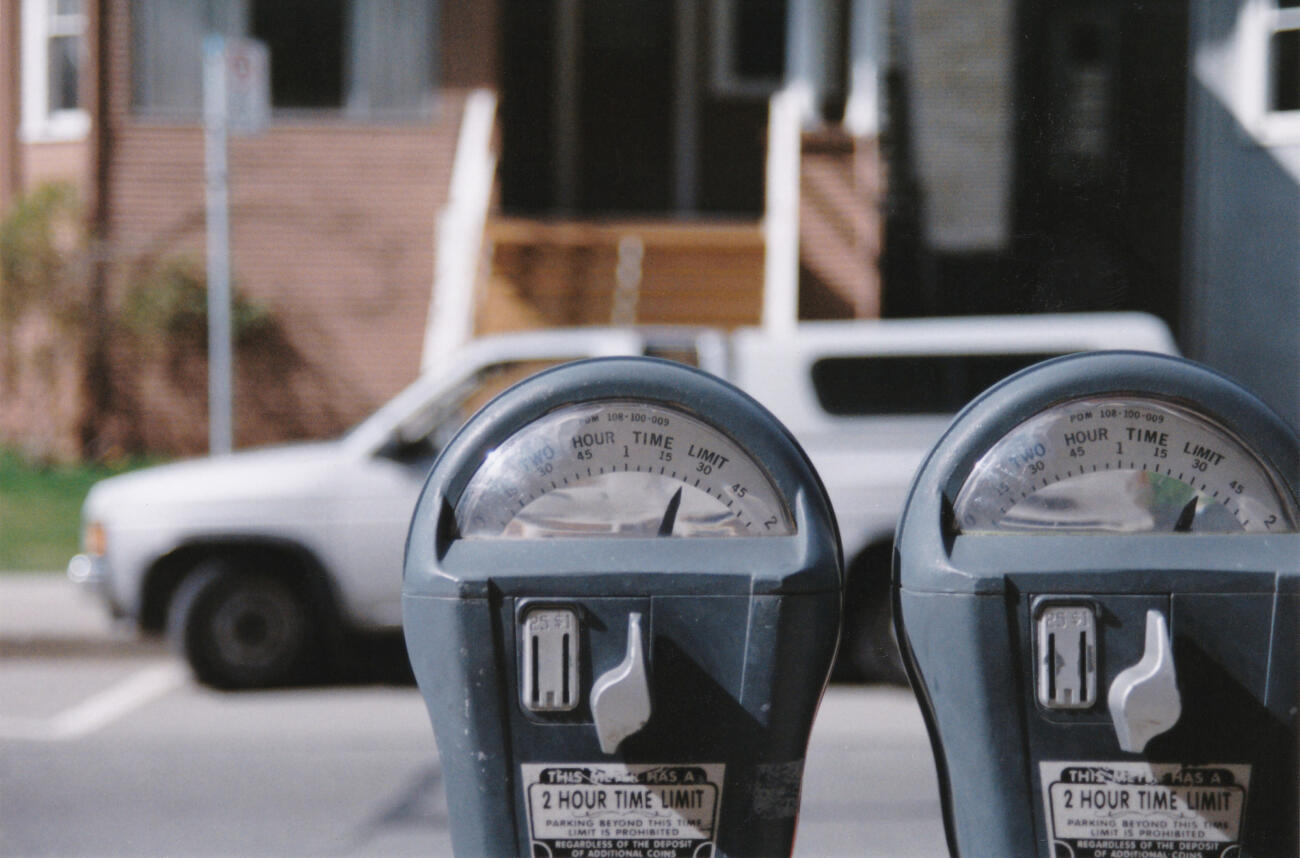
[0,653,947,857]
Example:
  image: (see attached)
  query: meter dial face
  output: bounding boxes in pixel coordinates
[455,400,795,538]
[954,396,1299,533]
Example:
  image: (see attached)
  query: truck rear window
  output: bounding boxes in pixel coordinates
[811,353,1067,415]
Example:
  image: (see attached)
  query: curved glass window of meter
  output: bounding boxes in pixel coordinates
[954,396,1299,533]
[455,400,795,538]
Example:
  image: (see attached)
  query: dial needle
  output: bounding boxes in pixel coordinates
[658,488,683,537]
[1173,497,1199,532]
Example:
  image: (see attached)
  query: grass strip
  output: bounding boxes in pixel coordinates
[0,450,161,571]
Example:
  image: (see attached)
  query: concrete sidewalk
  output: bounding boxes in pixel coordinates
[0,573,163,657]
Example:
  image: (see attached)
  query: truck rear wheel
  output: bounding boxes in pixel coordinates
[168,561,313,689]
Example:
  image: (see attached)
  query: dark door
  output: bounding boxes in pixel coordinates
[500,0,675,215]
[577,0,674,213]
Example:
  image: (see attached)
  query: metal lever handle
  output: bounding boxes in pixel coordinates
[1108,610,1182,753]
[590,613,651,754]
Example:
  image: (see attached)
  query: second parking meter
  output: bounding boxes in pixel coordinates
[895,351,1300,857]
[403,357,842,857]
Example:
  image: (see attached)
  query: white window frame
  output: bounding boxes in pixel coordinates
[1237,0,1300,145]
[710,0,786,98]
[20,0,91,142]
[130,0,437,122]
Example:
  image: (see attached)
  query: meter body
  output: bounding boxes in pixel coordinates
[403,358,842,857]
[895,352,1300,857]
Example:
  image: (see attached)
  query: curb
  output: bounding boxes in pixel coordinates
[0,635,167,659]
[0,573,165,660]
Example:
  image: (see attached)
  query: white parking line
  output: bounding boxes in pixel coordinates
[0,662,187,742]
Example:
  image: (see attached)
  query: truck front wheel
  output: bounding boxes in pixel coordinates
[168,561,313,689]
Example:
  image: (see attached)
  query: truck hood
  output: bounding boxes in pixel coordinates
[84,442,349,521]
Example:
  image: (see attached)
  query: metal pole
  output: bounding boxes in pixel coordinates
[0,0,22,207]
[203,35,233,456]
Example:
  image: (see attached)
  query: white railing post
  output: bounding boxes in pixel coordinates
[422,89,498,375]
[762,84,808,336]
[844,0,884,137]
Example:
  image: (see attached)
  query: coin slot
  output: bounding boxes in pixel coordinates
[522,607,580,712]
[1047,633,1057,701]
[1036,604,1097,710]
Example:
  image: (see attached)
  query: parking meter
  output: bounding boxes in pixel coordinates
[403,357,842,857]
[895,351,1300,857]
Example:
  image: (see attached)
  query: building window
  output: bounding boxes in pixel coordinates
[710,0,787,97]
[131,0,438,121]
[1270,26,1300,111]
[251,0,345,109]
[811,354,1067,415]
[20,0,90,141]
[1238,0,1300,143]
[47,0,84,111]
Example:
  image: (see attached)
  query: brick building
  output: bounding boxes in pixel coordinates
[1,0,886,459]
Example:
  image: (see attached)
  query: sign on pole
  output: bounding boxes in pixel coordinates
[224,38,270,137]
[203,35,269,456]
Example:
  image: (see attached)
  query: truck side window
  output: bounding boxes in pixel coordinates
[811,353,1067,415]
[458,360,573,415]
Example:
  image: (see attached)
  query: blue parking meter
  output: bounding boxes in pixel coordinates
[403,358,842,857]
[895,352,1299,857]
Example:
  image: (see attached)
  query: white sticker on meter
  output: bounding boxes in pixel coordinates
[1039,761,1250,858]
[521,762,724,858]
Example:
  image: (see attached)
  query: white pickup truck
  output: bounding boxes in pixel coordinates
[69,314,1176,688]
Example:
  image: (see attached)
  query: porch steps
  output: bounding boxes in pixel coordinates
[477,218,765,334]
[798,130,883,319]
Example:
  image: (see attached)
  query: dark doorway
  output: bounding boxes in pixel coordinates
[500,0,676,215]
[499,0,557,213]
[578,0,674,212]
[1012,0,1189,329]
